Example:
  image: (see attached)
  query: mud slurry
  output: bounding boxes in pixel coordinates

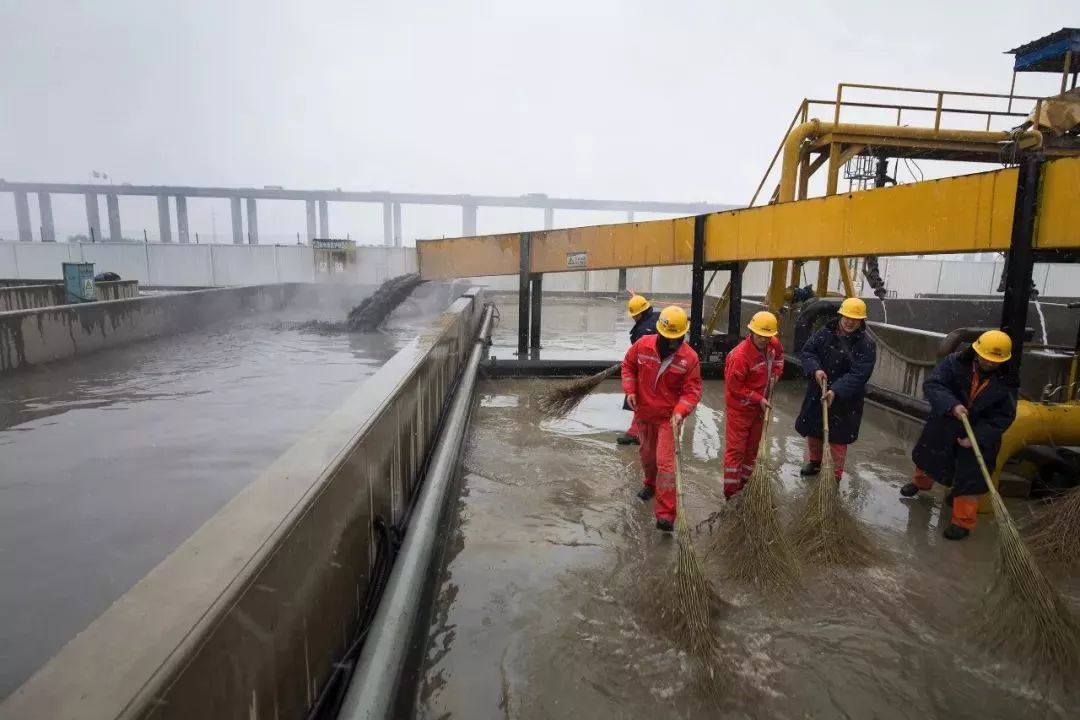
[413,380,1080,720]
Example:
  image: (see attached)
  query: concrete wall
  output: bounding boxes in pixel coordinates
[0,280,137,312]
[1,289,486,720]
[0,284,303,372]
[0,242,417,289]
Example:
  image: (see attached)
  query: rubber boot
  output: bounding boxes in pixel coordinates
[637,486,655,502]
[800,460,821,477]
[943,523,970,541]
[656,518,674,532]
[617,433,641,446]
[899,482,920,498]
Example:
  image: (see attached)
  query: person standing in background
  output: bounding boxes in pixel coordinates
[617,294,660,445]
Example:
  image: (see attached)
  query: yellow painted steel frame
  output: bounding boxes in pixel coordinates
[416,155,1080,281]
[984,400,1080,513]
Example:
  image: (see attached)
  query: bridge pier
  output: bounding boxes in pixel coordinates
[543,207,553,230]
[86,193,102,243]
[382,202,393,246]
[107,194,122,241]
[246,197,259,244]
[157,195,171,243]
[176,196,190,243]
[392,202,402,247]
[14,190,32,242]
[39,193,55,242]
[318,200,329,238]
[230,197,243,244]
[306,200,316,242]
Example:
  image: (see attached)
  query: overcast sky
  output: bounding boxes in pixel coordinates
[1,1,1075,243]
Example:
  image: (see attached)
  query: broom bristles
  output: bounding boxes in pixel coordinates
[1026,486,1080,565]
[715,410,801,593]
[536,364,621,419]
[960,416,1080,686]
[670,429,729,699]
[790,400,878,566]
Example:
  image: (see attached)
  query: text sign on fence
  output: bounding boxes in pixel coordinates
[566,251,588,269]
[312,238,356,251]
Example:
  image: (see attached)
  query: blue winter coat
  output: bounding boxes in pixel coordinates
[911,347,1018,496]
[795,319,877,445]
[630,308,660,344]
[624,308,661,411]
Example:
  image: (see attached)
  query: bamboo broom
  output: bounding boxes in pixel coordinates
[1027,486,1080,566]
[536,364,621,419]
[671,422,727,653]
[961,414,1080,685]
[790,379,877,566]
[716,400,801,592]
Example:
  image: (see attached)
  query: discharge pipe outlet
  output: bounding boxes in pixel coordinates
[338,304,494,720]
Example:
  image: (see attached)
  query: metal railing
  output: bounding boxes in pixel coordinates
[748,82,1046,207]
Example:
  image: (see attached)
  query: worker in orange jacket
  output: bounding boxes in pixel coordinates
[621,306,703,532]
[723,311,784,499]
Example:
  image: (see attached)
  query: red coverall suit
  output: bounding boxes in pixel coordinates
[621,335,703,523]
[722,335,784,499]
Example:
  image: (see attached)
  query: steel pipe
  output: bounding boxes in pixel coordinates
[338,304,495,720]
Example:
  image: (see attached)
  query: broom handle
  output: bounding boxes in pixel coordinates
[960,414,1002,502]
[819,377,830,446]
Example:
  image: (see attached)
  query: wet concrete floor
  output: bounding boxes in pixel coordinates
[0,282,460,699]
[414,297,1080,720]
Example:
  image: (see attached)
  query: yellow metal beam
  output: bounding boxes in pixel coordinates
[417,157,1079,279]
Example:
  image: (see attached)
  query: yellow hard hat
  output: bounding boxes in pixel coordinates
[838,297,867,320]
[973,329,1012,363]
[627,295,651,316]
[656,306,689,339]
[747,310,779,338]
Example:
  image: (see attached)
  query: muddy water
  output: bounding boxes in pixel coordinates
[0,283,463,699]
[414,380,1080,719]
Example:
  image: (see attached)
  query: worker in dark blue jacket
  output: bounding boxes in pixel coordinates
[795,298,877,481]
[617,294,660,445]
[901,330,1017,540]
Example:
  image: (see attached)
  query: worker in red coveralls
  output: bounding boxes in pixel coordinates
[723,310,784,500]
[622,305,702,532]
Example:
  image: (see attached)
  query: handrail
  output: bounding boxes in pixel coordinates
[748,100,807,207]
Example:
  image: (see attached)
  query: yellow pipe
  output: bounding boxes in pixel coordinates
[982,400,1080,513]
[778,120,1043,206]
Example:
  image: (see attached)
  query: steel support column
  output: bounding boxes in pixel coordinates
[230,197,243,244]
[306,200,316,242]
[517,233,531,356]
[106,193,122,242]
[617,268,627,292]
[39,192,55,242]
[176,195,190,243]
[999,154,1042,365]
[689,214,707,352]
[85,192,102,242]
[728,263,743,341]
[156,195,171,242]
[14,191,32,242]
[246,197,259,244]
[529,273,543,352]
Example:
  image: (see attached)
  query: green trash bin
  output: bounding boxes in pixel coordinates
[62,262,96,303]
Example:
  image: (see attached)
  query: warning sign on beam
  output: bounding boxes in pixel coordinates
[566,251,588,268]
